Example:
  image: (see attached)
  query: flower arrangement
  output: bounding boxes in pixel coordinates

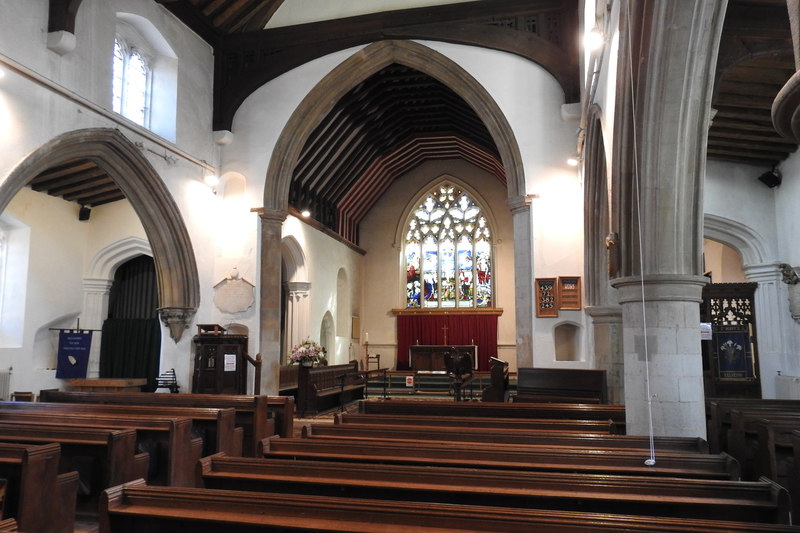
[289,339,327,366]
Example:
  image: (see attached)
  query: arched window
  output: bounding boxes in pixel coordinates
[112,36,152,128]
[111,15,178,141]
[404,182,492,309]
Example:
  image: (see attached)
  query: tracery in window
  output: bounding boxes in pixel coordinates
[405,183,492,309]
[112,36,152,128]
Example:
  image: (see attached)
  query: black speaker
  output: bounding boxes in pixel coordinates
[757,168,782,188]
[78,206,91,221]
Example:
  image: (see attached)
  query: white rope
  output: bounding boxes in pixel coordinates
[624,0,657,466]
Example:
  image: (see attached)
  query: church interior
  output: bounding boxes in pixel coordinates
[2,0,800,530]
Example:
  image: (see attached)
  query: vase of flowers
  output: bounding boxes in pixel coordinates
[289,339,327,367]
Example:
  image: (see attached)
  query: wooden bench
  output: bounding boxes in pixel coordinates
[0,420,148,512]
[301,422,709,452]
[358,398,626,425]
[0,442,78,533]
[0,409,197,487]
[337,412,622,433]
[260,435,740,479]
[200,453,790,524]
[706,399,800,453]
[27,397,242,457]
[101,478,800,532]
[751,418,800,518]
[726,409,800,480]
[297,361,365,417]
[39,390,292,444]
[513,367,607,403]
[0,519,17,532]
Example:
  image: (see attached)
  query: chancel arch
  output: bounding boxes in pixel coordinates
[0,128,199,343]
[261,39,528,375]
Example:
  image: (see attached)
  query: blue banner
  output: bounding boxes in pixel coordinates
[56,330,92,379]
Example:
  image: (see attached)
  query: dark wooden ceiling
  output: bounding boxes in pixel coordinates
[709,0,796,166]
[33,0,798,239]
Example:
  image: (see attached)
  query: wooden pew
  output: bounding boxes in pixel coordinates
[0,420,148,506]
[260,436,740,479]
[9,399,241,457]
[39,390,287,453]
[337,412,622,433]
[0,409,197,487]
[297,361,365,417]
[358,399,626,424]
[200,453,790,524]
[301,422,709,452]
[752,418,800,515]
[706,399,800,453]
[514,367,607,403]
[726,409,800,480]
[0,519,18,532]
[0,442,78,533]
[100,479,800,533]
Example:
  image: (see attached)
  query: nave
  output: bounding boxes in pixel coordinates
[0,388,795,532]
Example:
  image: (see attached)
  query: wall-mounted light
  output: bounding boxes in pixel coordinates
[566,155,580,167]
[203,173,220,188]
[300,209,311,218]
[757,166,781,188]
[584,28,605,51]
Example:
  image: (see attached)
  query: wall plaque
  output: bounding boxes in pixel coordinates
[558,276,582,310]
[535,278,558,317]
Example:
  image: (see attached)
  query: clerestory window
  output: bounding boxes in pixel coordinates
[404,182,493,309]
[112,36,152,128]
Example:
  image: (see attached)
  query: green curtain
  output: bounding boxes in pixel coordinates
[99,318,161,392]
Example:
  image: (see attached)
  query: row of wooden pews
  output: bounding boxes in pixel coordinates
[98,398,800,532]
[706,397,800,518]
[0,391,293,532]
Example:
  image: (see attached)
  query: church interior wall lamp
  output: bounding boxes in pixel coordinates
[199,160,219,194]
[757,166,781,188]
[78,205,91,221]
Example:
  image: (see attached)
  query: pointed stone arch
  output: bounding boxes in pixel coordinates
[0,128,199,341]
[263,39,525,209]
[259,40,530,375]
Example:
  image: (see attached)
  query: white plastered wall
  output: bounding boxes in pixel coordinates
[0,0,217,392]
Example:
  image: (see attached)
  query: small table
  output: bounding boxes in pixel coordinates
[68,378,147,392]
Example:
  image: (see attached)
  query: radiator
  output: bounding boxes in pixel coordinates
[0,368,11,401]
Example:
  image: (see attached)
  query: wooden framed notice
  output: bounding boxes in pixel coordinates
[558,276,582,310]
[535,278,559,317]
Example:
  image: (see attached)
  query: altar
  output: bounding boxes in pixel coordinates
[409,345,477,372]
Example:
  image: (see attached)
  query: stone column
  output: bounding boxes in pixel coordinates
[284,281,311,359]
[259,208,287,394]
[745,262,794,396]
[585,305,623,404]
[81,278,113,378]
[508,194,534,368]
[613,275,708,437]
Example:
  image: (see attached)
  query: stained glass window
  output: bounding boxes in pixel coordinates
[405,183,492,308]
[112,37,151,128]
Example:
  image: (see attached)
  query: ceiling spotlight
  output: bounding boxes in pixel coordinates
[300,209,311,218]
[567,156,580,167]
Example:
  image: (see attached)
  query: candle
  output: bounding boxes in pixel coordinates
[365,332,369,342]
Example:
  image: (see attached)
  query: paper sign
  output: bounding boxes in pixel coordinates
[405,376,414,387]
[224,353,237,372]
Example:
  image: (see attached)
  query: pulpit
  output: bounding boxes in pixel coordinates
[409,345,477,372]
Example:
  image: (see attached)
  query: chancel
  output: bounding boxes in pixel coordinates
[4,0,800,531]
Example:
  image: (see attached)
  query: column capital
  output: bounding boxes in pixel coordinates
[507,194,537,214]
[158,306,197,343]
[258,208,288,225]
[612,274,708,304]
[584,305,623,323]
[742,262,784,283]
[285,281,311,294]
